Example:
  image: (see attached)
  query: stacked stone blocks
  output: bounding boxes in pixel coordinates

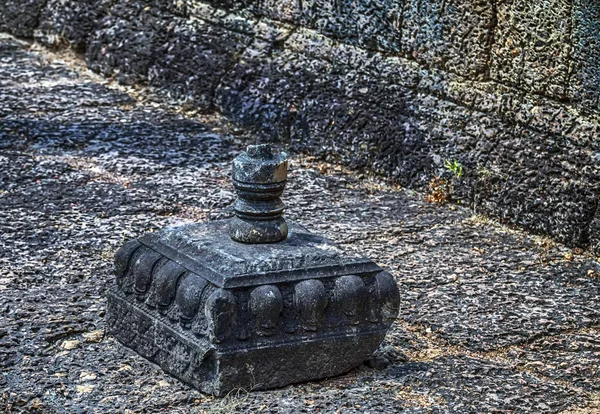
[1,0,599,251]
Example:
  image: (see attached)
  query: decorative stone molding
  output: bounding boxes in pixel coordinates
[106,144,400,395]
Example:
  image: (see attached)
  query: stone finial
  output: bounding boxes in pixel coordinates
[108,144,399,396]
[229,144,288,243]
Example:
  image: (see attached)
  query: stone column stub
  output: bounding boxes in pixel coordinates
[106,142,400,396]
[229,144,289,244]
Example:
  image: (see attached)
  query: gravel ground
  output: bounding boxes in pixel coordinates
[1,34,600,413]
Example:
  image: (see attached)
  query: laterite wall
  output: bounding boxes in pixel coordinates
[2,0,600,250]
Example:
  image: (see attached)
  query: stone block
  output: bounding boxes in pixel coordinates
[147,17,251,106]
[300,0,404,53]
[401,0,495,79]
[85,5,171,84]
[470,124,598,247]
[86,2,250,105]
[216,39,331,141]
[35,0,113,51]
[291,55,428,185]
[106,145,399,395]
[0,0,45,38]
[254,0,302,22]
[107,220,399,395]
[490,0,572,98]
[569,1,600,111]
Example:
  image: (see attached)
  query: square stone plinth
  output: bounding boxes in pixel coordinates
[106,220,399,396]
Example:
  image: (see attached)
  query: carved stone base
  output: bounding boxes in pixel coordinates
[106,220,399,396]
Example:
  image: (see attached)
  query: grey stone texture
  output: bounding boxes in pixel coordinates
[107,219,399,395]
[505,327,600,392]
[0,0,45,38]
[570,1,600,110]
[229,145,289,243]
[1,0,600,252]
[105,142,399,395]
[490,0,572,98]
[2,35,600,411]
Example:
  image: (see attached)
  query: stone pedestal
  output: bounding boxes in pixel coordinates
[106,145,400,396]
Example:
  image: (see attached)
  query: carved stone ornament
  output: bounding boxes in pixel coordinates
[106,144,400,396]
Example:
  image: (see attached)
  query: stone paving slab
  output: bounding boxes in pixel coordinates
[387,356,584,413]
[1,34,600,413]
[503,327,600,393]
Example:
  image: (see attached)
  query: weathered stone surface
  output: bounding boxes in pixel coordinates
[35,0,114,51]
[229,144,289,243]
[107,219,398,395]
[401,0,495,79]
[464,122,600,247]
[84,4,169,85]
[291,50,426,182]
[490,0,572,98]
[254,0,300,22]
[144,17,251,106]
[570,1,600,111]
[216,39,331,142]
[388,356,584,412]
[505,328,600,392]
[1,37,599,411]
[300,0,404,54]
[85,2,252,102]
[2,0,600,251]
[0,0,45,38]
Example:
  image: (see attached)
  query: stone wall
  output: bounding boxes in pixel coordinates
[2,0,599,251]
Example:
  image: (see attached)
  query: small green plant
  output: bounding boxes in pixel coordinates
[444,159,463,178]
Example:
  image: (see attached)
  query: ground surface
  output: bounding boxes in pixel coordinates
[1,34,600,413]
